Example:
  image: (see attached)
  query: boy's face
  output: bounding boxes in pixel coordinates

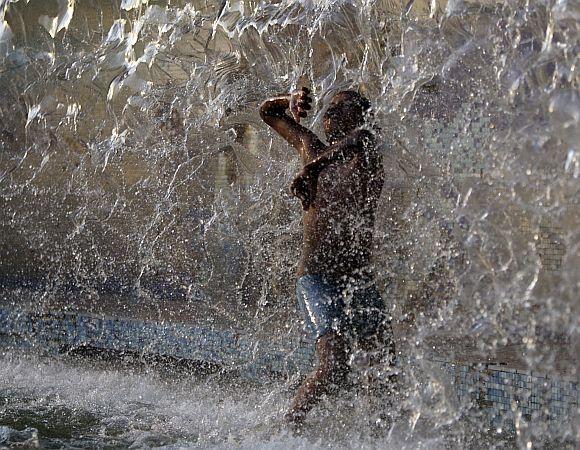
[323,93,365,142]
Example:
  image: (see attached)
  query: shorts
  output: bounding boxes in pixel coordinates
[295,273,391,341]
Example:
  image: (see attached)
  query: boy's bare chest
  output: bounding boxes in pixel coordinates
[316,160,366,207]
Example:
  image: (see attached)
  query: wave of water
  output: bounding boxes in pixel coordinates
[0,350,467,449]
[0,0,578,447]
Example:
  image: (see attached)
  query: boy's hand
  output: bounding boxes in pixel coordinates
[290,163,319,210]
[289,87,312,124]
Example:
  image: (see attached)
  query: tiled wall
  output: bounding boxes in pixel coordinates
[437,360,578,431]
[0,306,316,379]
[1,305,576,432]
[536,224,566,272]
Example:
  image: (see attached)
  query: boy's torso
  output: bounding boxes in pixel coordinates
[298,147,384,278]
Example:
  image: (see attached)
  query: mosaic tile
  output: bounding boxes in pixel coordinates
[1,306,577,433]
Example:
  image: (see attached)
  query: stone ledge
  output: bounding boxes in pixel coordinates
[0,306,316,380]
[1,303,578,434]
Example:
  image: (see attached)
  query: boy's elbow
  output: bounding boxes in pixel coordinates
[259,102,274,123]
[260,97,287,122]
[260,104,283,126]
[259,104,269,121]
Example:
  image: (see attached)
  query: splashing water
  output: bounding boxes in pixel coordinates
[0,349,520,449]
[0,0,578,447]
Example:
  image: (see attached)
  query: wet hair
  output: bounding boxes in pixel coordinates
[327,91,371,123]
[334,90,371,112]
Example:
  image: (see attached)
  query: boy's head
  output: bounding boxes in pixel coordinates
[323,90,371,143]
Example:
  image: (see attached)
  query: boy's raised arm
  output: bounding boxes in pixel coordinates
[260,88,325,160]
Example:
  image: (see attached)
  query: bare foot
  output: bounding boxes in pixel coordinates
[284,409,306,433]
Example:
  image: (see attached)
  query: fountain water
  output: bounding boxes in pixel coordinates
[0,0,578,447]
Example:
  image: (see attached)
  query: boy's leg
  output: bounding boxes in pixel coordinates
[286,330,350,424]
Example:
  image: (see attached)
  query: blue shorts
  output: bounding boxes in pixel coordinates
[296,274,390,341]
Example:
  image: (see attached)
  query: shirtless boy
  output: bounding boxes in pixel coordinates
[260,87,395,424]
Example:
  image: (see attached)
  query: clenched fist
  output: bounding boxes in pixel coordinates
[290,163,319,210]
[289,87,312,124]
